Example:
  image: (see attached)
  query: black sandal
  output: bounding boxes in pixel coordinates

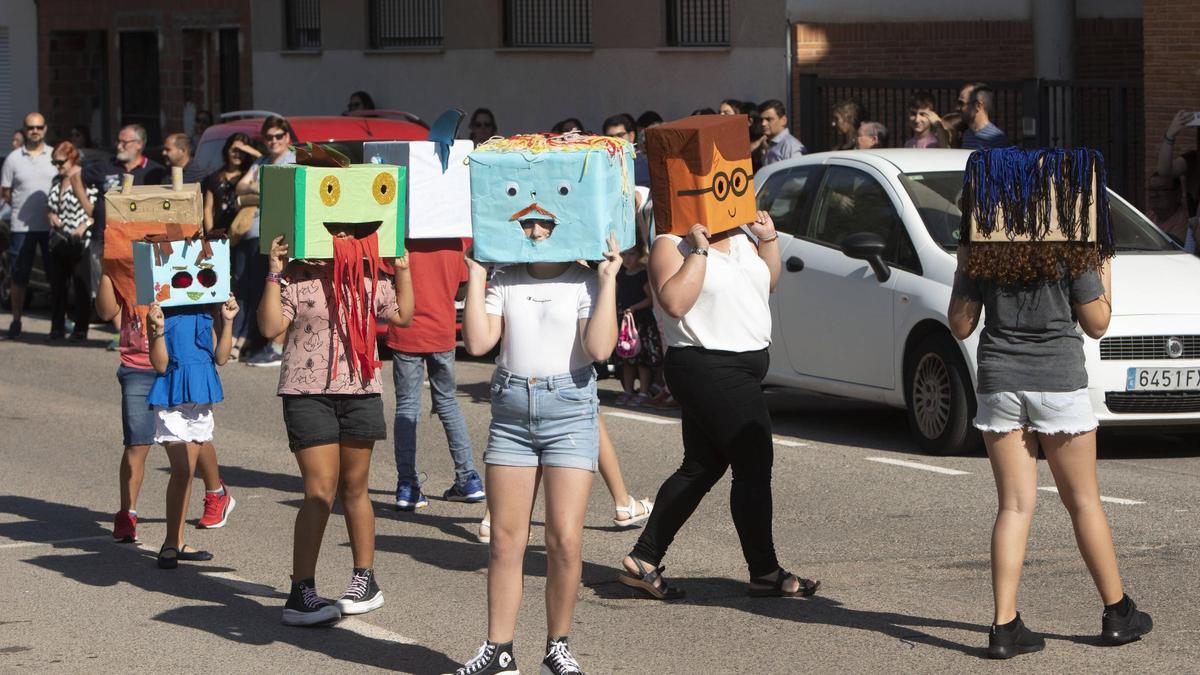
[158,545,213,569]
[749,569,820,598]
[618,557,685,600]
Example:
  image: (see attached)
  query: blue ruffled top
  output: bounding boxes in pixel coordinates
[147,307,224,407]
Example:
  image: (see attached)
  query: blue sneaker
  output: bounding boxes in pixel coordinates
[395,481,428,511]
[443,471,486,503]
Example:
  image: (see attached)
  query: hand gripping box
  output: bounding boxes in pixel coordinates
[364,139,473,238]
[467,134,636,263]
[258,164,407,258]
[645,115,756,237]
[133,236,231,308]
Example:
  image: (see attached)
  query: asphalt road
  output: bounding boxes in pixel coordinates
[1,312,1197,674]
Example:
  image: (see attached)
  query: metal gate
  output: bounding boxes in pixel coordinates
[793,76,1144,208]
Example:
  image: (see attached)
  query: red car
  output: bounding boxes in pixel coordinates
[192,110,430,176]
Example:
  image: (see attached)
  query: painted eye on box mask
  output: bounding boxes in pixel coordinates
[171,271,193,289]
[372,171,396,205]
[319,175,341,206]
[197,268,217,288]
[556,180,571,196]
[504,181,519,197]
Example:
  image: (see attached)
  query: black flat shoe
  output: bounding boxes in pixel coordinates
[988,613,1045,659]
[157,546,213,569]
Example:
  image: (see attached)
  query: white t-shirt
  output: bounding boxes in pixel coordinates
[655,232,772,352]
[485,264,598,377]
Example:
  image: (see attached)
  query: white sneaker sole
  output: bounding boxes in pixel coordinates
[336,590,385,615]
[197,496,236,529]
[281,604,341,626]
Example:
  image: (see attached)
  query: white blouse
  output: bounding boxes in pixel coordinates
[655,233,772,352]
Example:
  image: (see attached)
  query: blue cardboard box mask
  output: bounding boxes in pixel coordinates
[133,235,231,308]
[468,134,636,262]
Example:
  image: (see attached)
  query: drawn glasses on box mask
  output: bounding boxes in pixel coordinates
[171,268,219,289]
[675,167,750,201]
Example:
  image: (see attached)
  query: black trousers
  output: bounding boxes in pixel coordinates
[49,239,90,335]
[632,346,780,578]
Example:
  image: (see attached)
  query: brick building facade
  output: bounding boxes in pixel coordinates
[1143,0,1200,182]
[37,0,252,147]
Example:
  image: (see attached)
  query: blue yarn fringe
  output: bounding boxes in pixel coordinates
[960,147,1113,256]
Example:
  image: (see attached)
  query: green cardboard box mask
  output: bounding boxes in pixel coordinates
[258,164,407,258]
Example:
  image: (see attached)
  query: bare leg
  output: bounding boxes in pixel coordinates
[162,442,201,550]
[485,464,539,644]
[621,364,635,396]
[638,365,652,393]
[1040,431,1124,605]
[120,444,152,512]
[292,443,340,580]
[542,466,594,638]
[339,440,376,569]
[984,429,1040,625]
[597,415,630,509]
[197,441,221,491]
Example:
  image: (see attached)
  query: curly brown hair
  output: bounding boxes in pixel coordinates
[965,241,1110,287]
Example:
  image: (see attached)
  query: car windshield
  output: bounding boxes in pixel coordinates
[193,138,366,178]
[899,171,1176,252]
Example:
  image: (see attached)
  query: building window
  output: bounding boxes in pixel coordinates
[285,0,321,50]
[503,0,591,48]
[666,0,730,47]
[370,0,443,48]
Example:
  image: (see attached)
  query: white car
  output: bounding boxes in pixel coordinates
[747,149,1200,454]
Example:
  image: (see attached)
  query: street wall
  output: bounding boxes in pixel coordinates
[0,0,39,142]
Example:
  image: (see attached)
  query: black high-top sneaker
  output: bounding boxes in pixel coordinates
[987,613,1046,659]
[1101,594,1153,645]
[281,577,341,626]
[541,636,584,675]
[445,641,517,675]
[335,567,385,615]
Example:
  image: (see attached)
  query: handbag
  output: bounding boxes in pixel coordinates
[228,205,256,246]
[616,309,641,359]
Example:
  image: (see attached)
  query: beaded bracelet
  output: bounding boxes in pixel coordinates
[266,271,283,284]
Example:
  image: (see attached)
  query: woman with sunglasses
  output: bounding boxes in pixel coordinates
[468,108,497,146]
[618,210,821,601]
[45,141,96,341]
[235,116,295,366]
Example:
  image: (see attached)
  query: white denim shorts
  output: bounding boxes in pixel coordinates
[973,389,1097,435]
[154,403,215,444]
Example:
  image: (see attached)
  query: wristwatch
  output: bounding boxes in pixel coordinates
[690,247,709,257]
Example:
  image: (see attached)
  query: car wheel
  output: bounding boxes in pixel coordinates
[905,332,981,455]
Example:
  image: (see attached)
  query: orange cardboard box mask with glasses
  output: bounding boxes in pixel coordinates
[646,115,756,237]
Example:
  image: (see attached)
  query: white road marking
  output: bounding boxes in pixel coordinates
[1037,486,1145,505]
[0,534,114,550]
[773,437,809,447]
[603,411,679,425]
[340,617,418,645]
[865,457,971,475]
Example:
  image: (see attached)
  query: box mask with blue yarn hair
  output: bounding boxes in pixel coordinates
[467,134,636,262]
[133,236,231,308]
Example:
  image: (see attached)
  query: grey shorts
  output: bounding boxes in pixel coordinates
[973,389,1097,435]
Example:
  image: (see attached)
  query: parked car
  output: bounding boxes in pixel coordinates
[742,148,1200,455]
[192,109,430,177]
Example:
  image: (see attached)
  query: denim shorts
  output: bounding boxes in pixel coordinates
[974,389,1097,435]
[281,394,386,451]
[10,231,51,286]
[118,364,158,447]
[484,367,599,472]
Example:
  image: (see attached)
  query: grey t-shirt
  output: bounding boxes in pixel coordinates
[953,268,1105,394]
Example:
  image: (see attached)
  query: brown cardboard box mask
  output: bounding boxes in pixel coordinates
[646,115,756,237]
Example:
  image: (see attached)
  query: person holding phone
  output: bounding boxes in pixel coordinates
[1156,110,1200,219]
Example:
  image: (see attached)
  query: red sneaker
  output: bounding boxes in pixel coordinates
[113,510,137,542]
[197,483,236,529]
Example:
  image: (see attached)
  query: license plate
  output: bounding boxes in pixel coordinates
[1125,367,1200,391]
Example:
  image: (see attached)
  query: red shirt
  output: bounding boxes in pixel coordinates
[386,238,469,354]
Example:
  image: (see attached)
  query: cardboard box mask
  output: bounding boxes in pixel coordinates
[133,236,231,308]
[102,173,203,311]
[963,148,1111,247]
[259,164,407,258]
[467,134,636,263]
[364,109,472,238]
[646,115,756,237]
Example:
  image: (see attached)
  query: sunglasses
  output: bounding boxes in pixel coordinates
[171,268,219,289]
[265,132,288,141]
[25,124,45,131]
[51,159,66,167]
[676,168,751,201]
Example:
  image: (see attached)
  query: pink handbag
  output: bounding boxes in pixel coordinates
[616,310,641,359]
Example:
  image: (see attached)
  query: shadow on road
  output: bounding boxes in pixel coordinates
[2,495,456,673]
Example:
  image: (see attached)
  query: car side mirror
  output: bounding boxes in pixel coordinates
[842,231,891,282]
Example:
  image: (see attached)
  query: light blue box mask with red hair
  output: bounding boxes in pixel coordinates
[467,133,637,263]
